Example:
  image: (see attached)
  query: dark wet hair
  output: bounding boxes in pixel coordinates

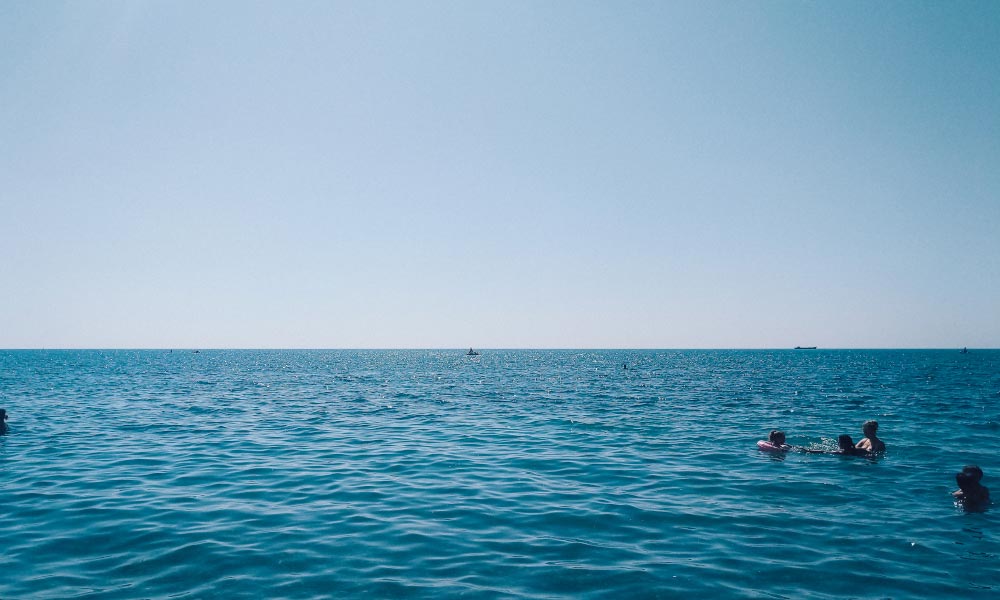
[837,434,854,450]
[769,430,786,444]
[961,465,983,483]
[863,420,878,434]
[0,408,6,421]
[956,466,985,492]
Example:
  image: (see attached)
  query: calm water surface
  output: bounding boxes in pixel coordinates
[1,350,998,598]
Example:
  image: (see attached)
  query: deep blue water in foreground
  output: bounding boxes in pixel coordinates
[1,349,998,599]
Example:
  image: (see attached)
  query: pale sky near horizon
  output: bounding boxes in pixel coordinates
[1,1,998,349]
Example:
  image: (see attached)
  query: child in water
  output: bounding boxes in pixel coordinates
[953,465,990,509]
[759,430,791,451]
[836,434,869,456]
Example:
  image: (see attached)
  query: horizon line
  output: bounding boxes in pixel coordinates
[0,347,992,351]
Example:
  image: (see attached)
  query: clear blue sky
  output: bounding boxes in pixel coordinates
[1,1,998,348]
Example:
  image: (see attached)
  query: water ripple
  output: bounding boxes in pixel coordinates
[1,350,998,598]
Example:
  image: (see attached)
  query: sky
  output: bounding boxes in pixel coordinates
[1,1,998,349]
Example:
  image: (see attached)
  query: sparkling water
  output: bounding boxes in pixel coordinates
[1,350,997,598]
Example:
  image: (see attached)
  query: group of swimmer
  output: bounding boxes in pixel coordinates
[760,419,885,456]
[759,419,990,510]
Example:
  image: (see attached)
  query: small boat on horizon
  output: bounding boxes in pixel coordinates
[794,346,817,350]
[467,348,480,356]
[960,347,969,354]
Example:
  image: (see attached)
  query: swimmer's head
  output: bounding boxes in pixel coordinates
[862,420,878,436]
[769,430,786,445]
[837,434,854,450]
[0,408,6,421]
[960,465,983,483]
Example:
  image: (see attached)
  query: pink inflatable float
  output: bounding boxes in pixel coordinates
[757,440,789,452]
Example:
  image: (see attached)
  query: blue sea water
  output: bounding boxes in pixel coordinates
[1,349,997,599]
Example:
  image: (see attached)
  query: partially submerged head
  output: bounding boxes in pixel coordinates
[837,434,854,451]
[862,420,878,437]
[768,430,786,445]
[0,408,6,422]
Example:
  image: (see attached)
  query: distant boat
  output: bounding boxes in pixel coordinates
[467,348,480,356]
[961,347,969,354]
[794,346,817,350]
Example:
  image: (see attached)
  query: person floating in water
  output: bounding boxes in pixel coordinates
[0,408,7,434]
[855,420,885,453]
[953,465,989,510]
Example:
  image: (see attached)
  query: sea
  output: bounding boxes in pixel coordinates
[1,349,997,599]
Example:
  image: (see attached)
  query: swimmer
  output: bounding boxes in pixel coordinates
[953,465,990,509]
[836,434,869,456]
[0,408,7,434]
[855,420,885,453]
[769,430,787,446]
